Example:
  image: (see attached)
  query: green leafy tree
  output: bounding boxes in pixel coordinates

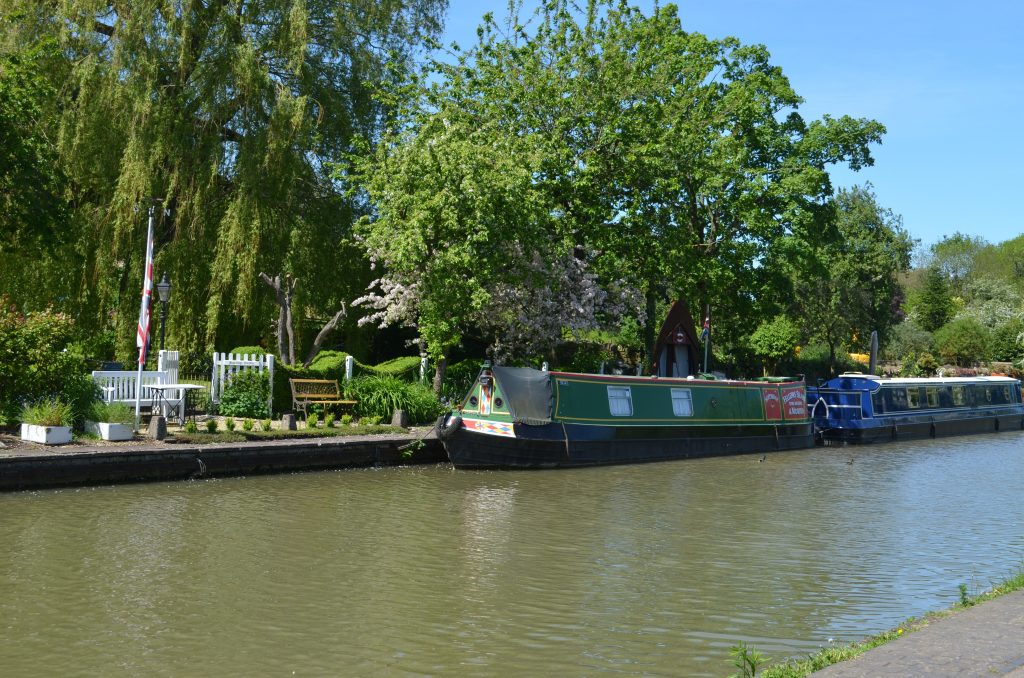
[933,318,990,366]
[0,0,446,364]
[352,0,885,377]
[794,186,914,374]
[923,232,987,297]
[916,267,954,332]
[749,315,800,376]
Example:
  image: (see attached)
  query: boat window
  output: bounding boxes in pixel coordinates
[926,387,938,408]
[607,386,633,416]
[985,387,993,404]
[887,388,908,411]
[907,387,921,409]
[1002,386,1011,404]
[670,388,693,417]
[871,391,884,414]
[938,387,953,408]
[952,386,965,406]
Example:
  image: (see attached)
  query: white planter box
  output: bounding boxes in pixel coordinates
[20,423,73,445]
[85,421,134,441]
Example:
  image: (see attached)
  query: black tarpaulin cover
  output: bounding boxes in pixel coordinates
[491,366,553,425]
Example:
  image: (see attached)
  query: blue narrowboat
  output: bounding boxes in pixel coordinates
[808,373,1024,444]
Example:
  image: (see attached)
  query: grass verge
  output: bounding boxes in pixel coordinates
[171,425,406,445]
[758,568,1024,677]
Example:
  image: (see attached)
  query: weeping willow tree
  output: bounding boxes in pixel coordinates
[0,0,445,368]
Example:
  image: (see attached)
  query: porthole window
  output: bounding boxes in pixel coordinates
[607,386,633,416]
[469,396,478,407]
[494,397,504,409]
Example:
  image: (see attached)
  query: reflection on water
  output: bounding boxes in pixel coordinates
[1,432,1023,676]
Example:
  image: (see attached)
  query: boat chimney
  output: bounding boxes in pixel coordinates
[869,330,878,376]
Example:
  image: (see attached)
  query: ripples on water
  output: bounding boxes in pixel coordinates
[1,432,1022,676]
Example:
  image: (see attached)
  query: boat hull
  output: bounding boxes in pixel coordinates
[444,420,815,469]
[818,409,1024,445]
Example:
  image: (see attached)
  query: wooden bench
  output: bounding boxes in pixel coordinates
[289,378,357,419]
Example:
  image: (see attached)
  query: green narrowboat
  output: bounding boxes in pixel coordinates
[437,365,815,469]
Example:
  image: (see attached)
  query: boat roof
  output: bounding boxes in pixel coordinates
[836,373,1019,385]
[548,370,804,386]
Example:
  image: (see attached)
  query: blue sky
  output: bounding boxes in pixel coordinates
[440,0,1024,250]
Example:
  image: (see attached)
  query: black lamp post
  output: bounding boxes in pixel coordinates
[156,272,172,351]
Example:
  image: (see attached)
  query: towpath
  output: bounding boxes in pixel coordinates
[813,589,1024,676]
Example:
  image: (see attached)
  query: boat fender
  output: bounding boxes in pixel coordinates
[437,412,463,440]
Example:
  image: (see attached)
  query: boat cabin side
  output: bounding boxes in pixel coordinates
[810,374,1023,422]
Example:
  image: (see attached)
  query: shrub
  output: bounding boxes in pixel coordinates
[934,318,991,366]
[260,418,272,432]
[225,417,236,431]
[21,398,73,427]
[323,413,335,428]
[229,345,265,356]
[242,418,254,431]
[0,302,97,425]
[883,320,933,361]
[340,413,352,426]
[362,415,382,426]
[343,375,443,424]
[184,420,198,433]
[87,401,134,424]
[307,412,319,428]
[219,370,270,418]
[991,318,1024,363]
[205,418,218,433]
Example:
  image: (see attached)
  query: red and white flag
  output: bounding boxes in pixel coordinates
[136,212,155,365]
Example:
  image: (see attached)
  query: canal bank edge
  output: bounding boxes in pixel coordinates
[0,434,446,492]
[755,568,1024,677]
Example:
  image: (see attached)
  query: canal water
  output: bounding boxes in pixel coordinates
[2,432,1023,677]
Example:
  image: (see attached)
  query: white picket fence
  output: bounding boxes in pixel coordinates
[91,351,179,413]
[210,352,274,416]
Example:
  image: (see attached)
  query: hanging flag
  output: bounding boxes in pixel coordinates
[701,315,710,342]
[136,210,155,366]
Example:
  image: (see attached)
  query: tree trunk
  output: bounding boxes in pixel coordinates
[432,357,447,396]
[302,305,346,368]
[260,272,298,366]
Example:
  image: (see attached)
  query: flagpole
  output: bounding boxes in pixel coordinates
[134,205,156,432]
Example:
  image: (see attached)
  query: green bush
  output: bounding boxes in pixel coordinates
[343,375,443,424]
[323,413,335,428]
[184,420,198,433]
[307,412,319,428]
[21,398,73,427]
[225,417,236,431]
[0,302,98,425]
[305,350,349,372]
[219,370,270,418]
[260,418,272,432]
[934,318,991,366]
[229,345,265,356]
[883,320,933,361]
[242,418,254,431]
[205,418,218,433]
[340,413,352,426]
[87,401,133,424]
[362,415,382,426]
[364,356,421,379]
[991,318,1024,363]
